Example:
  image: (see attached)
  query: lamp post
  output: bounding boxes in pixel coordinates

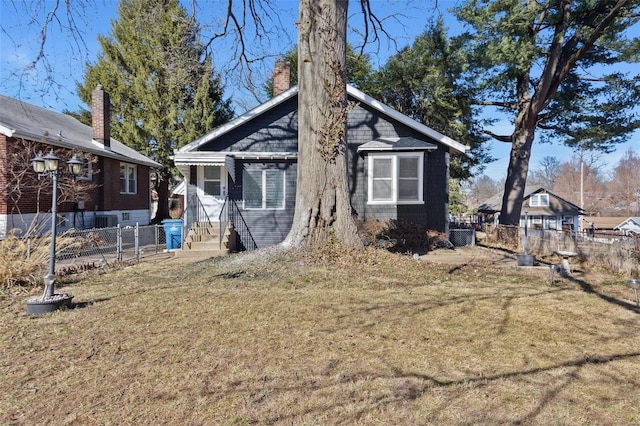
[523,209,529,256]
[517,208,535,266]
[27,149,83,313]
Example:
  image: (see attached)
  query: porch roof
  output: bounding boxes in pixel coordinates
[172,151,298,165]
[172,151,298,182]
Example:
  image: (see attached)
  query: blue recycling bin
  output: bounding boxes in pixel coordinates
[162,219,183,250]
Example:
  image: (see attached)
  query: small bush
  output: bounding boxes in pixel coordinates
[356,217,445,253]
[0,232,49,290]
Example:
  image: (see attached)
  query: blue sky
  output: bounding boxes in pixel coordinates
[1,0,637,181]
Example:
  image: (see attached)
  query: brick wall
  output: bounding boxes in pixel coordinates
[273,61,291,97]
[1,137,150,221]
[91,84,111,148]
[99,156,150,211]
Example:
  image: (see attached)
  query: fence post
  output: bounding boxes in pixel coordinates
[116,225,122,262]
[155,224,159,254]
[134,223,140,261]
[26,238,31,259]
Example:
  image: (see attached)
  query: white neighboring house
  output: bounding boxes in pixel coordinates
[615,217,640,236]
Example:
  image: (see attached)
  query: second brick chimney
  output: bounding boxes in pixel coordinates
[92,84,111,149]
[273,60,291,97]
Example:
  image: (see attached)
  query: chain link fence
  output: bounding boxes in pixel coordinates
[27,224,167,271]
[449,228,476,247]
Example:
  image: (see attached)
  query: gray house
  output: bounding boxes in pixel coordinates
[477,186,584,234]
[173,78,467,253]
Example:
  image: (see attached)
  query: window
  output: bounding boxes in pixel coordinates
[367,153,423,204]
[120,163,137,194]
[204,166,222,196]
[243,169,285,209]
[529,193,549,207]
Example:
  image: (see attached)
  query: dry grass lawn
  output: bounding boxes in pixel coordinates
[1,246,639,425]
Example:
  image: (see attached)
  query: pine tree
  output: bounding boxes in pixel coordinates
[372,18,492,180]
[76,0,233,222]
[454,0,640,225]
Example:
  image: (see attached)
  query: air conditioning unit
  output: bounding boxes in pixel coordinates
[95,215,119,228]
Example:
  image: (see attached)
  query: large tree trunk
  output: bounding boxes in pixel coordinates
[152,168,171,224]
[284,0,361,248]
[499,127,535,225]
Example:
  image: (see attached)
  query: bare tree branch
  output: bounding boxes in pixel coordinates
[474,100,519,110]
[482,130,512,143]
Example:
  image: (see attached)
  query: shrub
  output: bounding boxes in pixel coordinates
[0,231,49,290]
[356,217,445,253]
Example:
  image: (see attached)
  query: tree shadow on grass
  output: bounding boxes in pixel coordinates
[70,297,112,310]
[566,275,640,314]
[254,350,640,424]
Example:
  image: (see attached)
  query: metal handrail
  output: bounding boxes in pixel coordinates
[218,194,257,251]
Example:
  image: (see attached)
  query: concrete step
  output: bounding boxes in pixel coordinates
[184,240,221,250]
[178,222,235,259]
[186,232,219,243]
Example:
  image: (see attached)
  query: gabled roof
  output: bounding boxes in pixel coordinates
[615,217,640,232]
[177,85,468,155]
[0,94,160,168]
[477,185,584,214]
[582,216,632,230]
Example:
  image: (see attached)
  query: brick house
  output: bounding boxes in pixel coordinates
[172,62,468,251]
[0,85,161,238]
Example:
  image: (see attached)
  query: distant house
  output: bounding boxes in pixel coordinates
[580,216,627,238]
[0,85,160,238]
[172,62,468,252]
[477,186,584,233]
[615,217,640,236]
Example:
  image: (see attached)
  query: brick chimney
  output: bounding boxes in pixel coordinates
[92,84,111,149]
[273,60,291,97]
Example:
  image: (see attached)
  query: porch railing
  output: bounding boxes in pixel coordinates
[219,195,258,252]
[185,192,214,235]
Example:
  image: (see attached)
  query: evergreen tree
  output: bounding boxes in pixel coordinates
[453,0,640,225]
[372,19,492,180]
[76,0,233,222]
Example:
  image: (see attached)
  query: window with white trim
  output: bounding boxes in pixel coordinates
[203,166,222,196]
[529,193,549,207]
[243,169,285,209]
[367,153,423,204]
[120,163,137,194]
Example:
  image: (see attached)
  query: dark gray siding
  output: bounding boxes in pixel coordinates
[201,97,299,153]
[229,159,297,248]
[199,93,452,248]
[346,102,450,232]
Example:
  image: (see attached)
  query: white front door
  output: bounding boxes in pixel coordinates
[196,165,227,221]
